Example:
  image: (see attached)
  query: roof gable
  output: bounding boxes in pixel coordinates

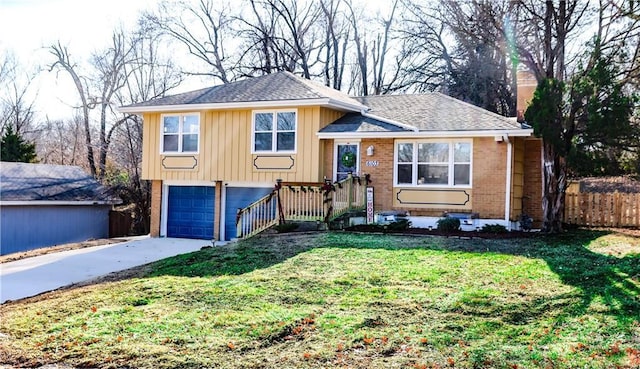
[0,162,120,204]
[319,113,413,133]
[120,72,366,113]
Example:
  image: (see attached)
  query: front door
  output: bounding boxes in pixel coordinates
[335,143,359,181]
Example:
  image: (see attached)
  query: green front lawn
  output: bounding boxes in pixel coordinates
[1,231,639,368]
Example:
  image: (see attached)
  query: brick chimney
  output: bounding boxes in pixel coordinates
[516,68,537,122]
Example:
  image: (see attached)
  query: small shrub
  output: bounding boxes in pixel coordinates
[275,222,299,233]
[481,224,508,233]
[519,213,533,231]
[436,217,460,232]
[385,218,411,231]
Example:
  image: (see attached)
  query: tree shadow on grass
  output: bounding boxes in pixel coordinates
[147,230,639,324]
[418,230,640,324]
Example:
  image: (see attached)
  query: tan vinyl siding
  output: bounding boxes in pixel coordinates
[523,138,543,224]
[511,137,525,220]
[142,106,345,183]
[319,107,345,130]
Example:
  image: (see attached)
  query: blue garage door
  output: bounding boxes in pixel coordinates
[225,187,274,240]
[167,186,215,239]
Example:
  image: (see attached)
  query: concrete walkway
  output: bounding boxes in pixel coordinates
[0,237,212,304]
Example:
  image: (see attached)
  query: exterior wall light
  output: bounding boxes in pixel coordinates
[366,145,374,156]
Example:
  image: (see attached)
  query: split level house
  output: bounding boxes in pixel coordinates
[119,70,542,241]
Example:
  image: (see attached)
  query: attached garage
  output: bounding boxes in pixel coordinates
[224,187,273,240]
[167,186,215,239]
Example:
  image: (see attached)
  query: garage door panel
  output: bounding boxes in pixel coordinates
[167,186,215,239]
[224,187,274,240]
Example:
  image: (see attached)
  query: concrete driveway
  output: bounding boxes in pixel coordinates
[0,237,212,304]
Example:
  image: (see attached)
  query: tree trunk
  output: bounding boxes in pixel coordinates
[541,139,567,232]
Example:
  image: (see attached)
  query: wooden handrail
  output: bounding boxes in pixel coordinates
[236,191,278,239]
[236,175,369,239]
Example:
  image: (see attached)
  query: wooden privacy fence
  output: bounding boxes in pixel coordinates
[109,210,132,237]
[564,192,640,227]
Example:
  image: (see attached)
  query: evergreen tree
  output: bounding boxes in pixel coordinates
[525,78,567,233]
[525,42,637,232]
[567,47,638,177]
[0,126,37,163]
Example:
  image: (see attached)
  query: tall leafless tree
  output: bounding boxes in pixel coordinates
[111,19,184,234]
[398,0,516,114]
[319,0,349,89]
[49,43,99,176]
[145,0,235,83]
[0,51,39,138]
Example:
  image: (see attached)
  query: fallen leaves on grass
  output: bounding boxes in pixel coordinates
[626,347,640,366]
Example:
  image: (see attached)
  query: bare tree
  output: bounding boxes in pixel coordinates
[513,0,590,81]
[398,0,454,92]
[344,0,369,95]
[111,18,184,234]
[266,0,322,79]
[93,32,135,179]
[319,0,349,89]
[145,0,235,83]
[513,0,640,232]
[0,51,39,137]
[398,0,516,114]
[49,43,98,176]
[344,0,405,95]
[371,0,399,95]
[235,0,322,78]
[38,116,85,166]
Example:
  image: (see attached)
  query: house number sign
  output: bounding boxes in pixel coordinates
[365,160,379,167]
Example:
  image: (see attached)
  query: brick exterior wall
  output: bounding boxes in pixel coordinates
[523,138,543,224]
[472,137,507,219]
[214,181,222,241]
[360,138,395,211]
[322,140,334,180]
[150,180,162,237]
[323,137,521,220]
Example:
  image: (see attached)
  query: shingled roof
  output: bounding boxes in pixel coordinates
[319,113,414,133]
[120,71,366,113]
[0,162,120,204]
[352,94,522,131]
[120,72,531,136]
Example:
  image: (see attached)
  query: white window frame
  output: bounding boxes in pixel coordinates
[394,139,472,188]
[160,113,200,154]
[251,109,298,154]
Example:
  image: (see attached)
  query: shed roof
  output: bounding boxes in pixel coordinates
[0,162,120,204]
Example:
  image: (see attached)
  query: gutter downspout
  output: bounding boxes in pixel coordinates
[504,135,513,230]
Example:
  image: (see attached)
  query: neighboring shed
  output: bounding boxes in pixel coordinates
[0,162,121,255]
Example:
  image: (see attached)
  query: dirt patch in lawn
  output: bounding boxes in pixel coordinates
[0,239,125,264]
